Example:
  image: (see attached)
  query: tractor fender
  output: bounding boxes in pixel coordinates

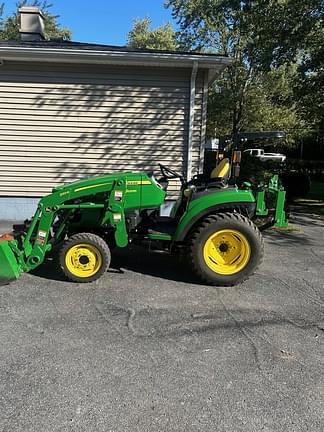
[173,189,256,242]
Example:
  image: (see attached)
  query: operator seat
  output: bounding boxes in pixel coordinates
[183,157,231,195]
[172,158,231,217]
[210,158,231,181]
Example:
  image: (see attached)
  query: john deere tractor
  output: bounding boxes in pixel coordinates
[0,162,288,287]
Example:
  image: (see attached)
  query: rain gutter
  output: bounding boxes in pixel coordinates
[0,46,231,81]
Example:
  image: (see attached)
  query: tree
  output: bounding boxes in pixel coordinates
[166,0,314,143]
[294,23,324,132]
[127,17,177,51]
[248,0,324,142]
[207,64,302,144]
[0,1,71,41]
[166,0,323,67]
[244,0,324,69]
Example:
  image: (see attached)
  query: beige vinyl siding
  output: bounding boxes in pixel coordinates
[0,61,206,197]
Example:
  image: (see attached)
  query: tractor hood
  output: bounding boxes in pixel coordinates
[52,171,145,194]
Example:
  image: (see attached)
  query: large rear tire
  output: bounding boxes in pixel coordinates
[59,233,111,283]
[189,213,264,286]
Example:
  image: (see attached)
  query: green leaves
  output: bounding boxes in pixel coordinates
[207,64,302,142]
[245,0,324,68]
[166,0,323,145]
[0,1,71,41]
[127,17,177,51]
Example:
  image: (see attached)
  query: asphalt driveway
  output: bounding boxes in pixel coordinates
[0,212,323,431]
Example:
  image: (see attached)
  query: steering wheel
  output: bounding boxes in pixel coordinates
[158,163,184,184]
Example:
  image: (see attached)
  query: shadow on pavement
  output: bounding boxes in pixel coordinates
[111,246,202,284]
[290,212,324,227]
[31,246,203,285]
[31,257,67,282]
[263,228,311,246]
[263,212,324,246]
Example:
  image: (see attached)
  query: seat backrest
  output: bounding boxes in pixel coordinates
[210,158,231,180]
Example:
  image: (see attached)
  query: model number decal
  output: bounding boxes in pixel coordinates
[127,180,151,186]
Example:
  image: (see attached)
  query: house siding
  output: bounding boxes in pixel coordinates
[0,61,206,198]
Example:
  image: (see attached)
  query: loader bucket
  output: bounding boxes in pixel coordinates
[0,240,22,285]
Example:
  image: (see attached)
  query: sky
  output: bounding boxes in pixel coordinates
[3,0,177,46]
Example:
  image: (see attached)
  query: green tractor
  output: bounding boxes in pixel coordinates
[0,161,288,287]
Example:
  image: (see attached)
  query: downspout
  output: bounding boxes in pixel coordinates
[199,71,209,173]
[186,61,198,181]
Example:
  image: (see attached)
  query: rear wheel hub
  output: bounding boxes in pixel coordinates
[203,229,251,275]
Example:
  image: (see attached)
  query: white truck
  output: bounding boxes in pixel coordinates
[243,148,286,162]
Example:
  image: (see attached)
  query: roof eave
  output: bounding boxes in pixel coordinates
[0,46,232,82]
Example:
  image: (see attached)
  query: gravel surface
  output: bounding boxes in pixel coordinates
[0,213,323,431]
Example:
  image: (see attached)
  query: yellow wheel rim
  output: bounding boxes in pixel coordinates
[65,243,102,278]
[203,229,251,275]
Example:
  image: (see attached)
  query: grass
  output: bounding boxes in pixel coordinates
[307,181,324,200]
[272,224,301,233]
[294,180,324,216]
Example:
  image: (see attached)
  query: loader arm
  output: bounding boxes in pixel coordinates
[20,177,124,269]
[0,171,166,283]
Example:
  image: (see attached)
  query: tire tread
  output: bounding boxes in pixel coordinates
[189,212,264,286]
[59,232,111,283]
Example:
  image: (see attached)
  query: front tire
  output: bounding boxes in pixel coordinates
[189,213,264,286]
[59,233,111,283]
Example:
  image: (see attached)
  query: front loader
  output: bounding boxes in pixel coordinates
[0,163,288,287]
